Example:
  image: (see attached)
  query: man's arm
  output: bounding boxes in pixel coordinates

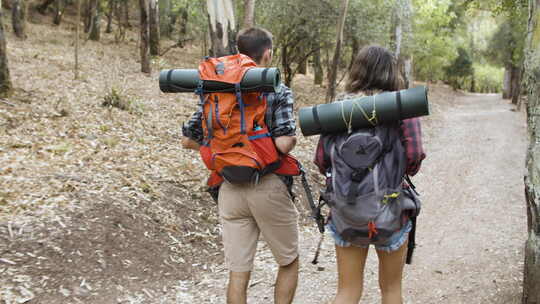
[275,136,296,154]
[181,137,201,150]
[269,85,297,153]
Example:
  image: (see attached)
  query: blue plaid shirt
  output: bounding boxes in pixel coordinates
[182,84,296,144]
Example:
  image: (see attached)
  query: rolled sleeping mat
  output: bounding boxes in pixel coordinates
[159,68,281,93]
[299,86,429,137]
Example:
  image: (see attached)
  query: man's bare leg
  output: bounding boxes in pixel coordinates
[274,257,299,304]
[227,271,251,304]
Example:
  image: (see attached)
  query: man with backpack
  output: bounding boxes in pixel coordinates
[181,27,299,304]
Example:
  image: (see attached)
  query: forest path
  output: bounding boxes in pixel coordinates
[187,93,529,304]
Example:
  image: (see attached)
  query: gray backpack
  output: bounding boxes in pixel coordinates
[320,124,421,247]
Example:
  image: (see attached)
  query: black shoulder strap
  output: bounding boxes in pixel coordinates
[264,93,273,129]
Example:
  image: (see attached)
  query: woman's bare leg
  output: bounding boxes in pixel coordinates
[332,245,369,304]
[376,241,408,304]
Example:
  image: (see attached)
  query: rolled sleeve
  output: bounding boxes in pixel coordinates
[400,118,426,176]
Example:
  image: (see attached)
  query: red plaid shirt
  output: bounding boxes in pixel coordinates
[314,118,426,176]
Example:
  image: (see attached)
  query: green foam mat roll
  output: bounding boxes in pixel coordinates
[159,68,281,93]
[299,86,429,136]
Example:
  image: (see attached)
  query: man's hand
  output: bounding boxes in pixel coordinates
[181,137,200,150]
[274,136,297,155]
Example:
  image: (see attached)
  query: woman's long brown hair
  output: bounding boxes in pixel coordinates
[345,45,401,94]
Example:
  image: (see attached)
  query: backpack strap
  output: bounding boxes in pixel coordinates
[263,93,273,130]
[196,80,214,141]
[234,83,246,134]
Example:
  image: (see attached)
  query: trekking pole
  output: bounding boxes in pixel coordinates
[406,216,416,264]
[312,233,325,265]
[300,170,325,234]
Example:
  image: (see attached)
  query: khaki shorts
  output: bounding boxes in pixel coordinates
[218,174,299,272]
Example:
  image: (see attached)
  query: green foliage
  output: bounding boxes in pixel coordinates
[345,0,395,48]
[469,0,528,17]
[445,47,474,89]
[413,0,458,82]
[485,16,527,67]
[255,0,339,85]
[473,63,504,93]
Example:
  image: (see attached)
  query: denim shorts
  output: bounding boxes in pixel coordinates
[327,219,412,252]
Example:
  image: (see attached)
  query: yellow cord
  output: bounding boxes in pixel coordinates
[339,93,379,133]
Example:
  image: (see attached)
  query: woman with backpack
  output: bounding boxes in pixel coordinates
[314,45,425,304]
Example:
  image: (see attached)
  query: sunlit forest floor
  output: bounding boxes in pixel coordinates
[0,11,527,304]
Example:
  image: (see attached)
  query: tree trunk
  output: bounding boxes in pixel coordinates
[37,0,54,14]
[53,0,64,25]
[0,5,12,97]
[282,44,293,86]
[503,65,511,99]
[207,0,236,57]
[105,0,114,33]
[75,0,80,79]
[523,0,540,303]
[298,45,307,75]
[88,0,100,41]
[179,5,188,36]
[242,0,255,29]
[394,0,413,89]
[349,35,359,70]
[149,0,159,56]
[12,0,26,39]
[2,0,11,10]
[123,0,130,28]
[313,43,323,85]
[511,65,522,104]
[326,0,350,102]
[84,0,91,32]
[139,0,150,73]
[159,0,170,38]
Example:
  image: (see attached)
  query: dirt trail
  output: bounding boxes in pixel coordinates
[186,93,528,303]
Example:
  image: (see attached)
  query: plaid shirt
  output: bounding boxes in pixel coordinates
[182,83,296,144]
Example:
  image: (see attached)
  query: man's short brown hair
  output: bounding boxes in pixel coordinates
[236,27,273,63]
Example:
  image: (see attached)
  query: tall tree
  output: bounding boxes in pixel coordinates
[75,0,81,79]
[88,0,101,40]
[158,0,171,38]
[326,0,350,102]
[206,0,236,57]
[139,0,151,73]
[149,0,159,55]
[105,0,115,33]
[37,0,54,14]
[11,0,26,39]
[524,0,540,302]
[122,0,130,28]
[53,0,65,25]
[0,3,12,97]
[242,0,255,29]
[394,0,414,88]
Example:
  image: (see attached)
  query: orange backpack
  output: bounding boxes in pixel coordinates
[196,54,300,187]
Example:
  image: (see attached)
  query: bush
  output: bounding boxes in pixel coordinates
[101,87,144,115]
[473,64,504,93]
